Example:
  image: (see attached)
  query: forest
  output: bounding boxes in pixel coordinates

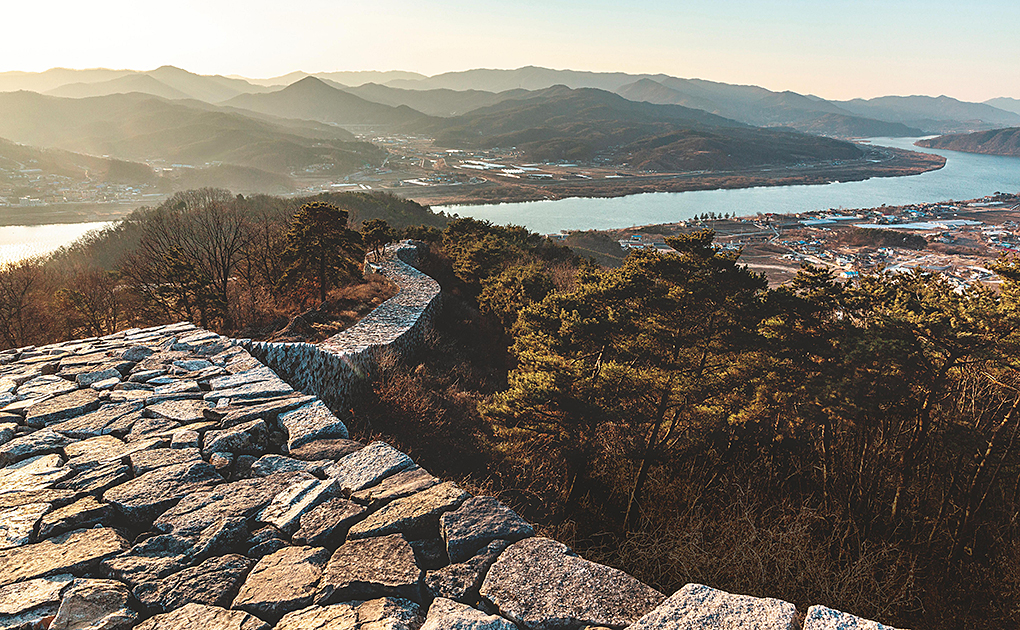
[349,218,1020,630]
[3,190,1020,628]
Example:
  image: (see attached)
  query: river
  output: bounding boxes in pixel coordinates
[0,221,113,266]
[2,138,1019,265]
[437,137,1020,234]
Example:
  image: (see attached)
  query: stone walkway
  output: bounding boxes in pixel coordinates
[0,323,900,629]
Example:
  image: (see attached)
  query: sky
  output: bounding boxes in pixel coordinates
[3,0,1019,101]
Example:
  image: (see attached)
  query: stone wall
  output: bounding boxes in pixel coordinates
[0,323,902,629]
[238,240,441,411]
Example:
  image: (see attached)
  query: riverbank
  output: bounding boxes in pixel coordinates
[401,146,945,207]
[0,201,145,227]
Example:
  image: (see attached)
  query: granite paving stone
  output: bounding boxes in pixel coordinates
[232,545,331,621]
[38,495,112,538]
[104,460,222,524]
[325,441,415,493]
[0,527,129,588]
[316,533,423,605]
[441,496,535,563]
[480,537,665,630]
[134,602,270,630]
[49,578,137,630]
[24,389,102,427]
[133,554,255,613]
[348,481,470,541]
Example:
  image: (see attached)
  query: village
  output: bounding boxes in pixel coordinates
[587,192,1020,287]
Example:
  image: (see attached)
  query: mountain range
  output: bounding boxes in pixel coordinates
[0,64,1016,199]
[3,65,1018,138]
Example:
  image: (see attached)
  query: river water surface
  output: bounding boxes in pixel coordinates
[437,137,1020,234]
[0,221,113,266]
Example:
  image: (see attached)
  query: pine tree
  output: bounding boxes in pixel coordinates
[278,201,364,305]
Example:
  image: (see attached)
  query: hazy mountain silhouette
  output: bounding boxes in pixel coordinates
[617,78,924,137]
[46,74,192,100]
[985,97,1020,117]
[223,76,428,126]
[342,83,533,117]
[415,85,863,169]
[0,68,133,94]
[0,91,381,180]
[835,96,1020,134]
[916,127,1020,157]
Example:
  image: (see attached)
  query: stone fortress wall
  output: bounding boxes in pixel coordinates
[238,240,442,411]
[0,241,905,630]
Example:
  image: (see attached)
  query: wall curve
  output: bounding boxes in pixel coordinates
[238,240,441,410]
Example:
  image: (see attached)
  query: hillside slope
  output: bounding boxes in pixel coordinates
[414,86,863,169]
[836,95,1020,133]
[916,127,1020,156]
[224,77,428,126]
[0,91,383,179]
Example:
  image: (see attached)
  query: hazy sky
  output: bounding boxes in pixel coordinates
[4,0,1019,101]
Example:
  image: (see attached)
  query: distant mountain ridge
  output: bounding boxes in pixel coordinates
[3,65,1018,139]
[223,76,428,126]
[0,91,383,184]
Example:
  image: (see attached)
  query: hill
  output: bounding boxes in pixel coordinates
[986,97,1020,116]
[915,127,1020,157]
[2,66,272,103]
[616,78,923,138]
[342,83,531,117]
[835,95,1020,134]
[46,73,193,100]
[0,91,383,184]
[414,86,863,169]
[0,67,133,93]
[223,76,428,126]
[0,136,156,187]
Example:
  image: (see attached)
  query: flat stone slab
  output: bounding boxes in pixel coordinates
[130,447,202,475]
[278,400,348,451]
[316,534,423,605]
[292,498,367,547]
[232,545,331,621]
[135,602,270,630]
[209,365,278,390]
[0,487,78,511]
[348,481,469,540]
[203,419,268,456]
[250,454,329,477]
[24,389,102,428]
[204,381,294,403]
[56,461,131,496]
[422,597,517,630]
[104,460,222,524]
[325,441,414,493]
[0,573,74,629]
[803,605,903,630]
[38,495,112,539]
[19,375,78,398]
[50,402,143,439]
[352,466,439,507]
[480,537,665,630]
[258,476,340,535]
[0,453,74,493]
[155,473,301,538]
[0,527,129,587]
[0,501,51,550]
[287,438,363,462]
[146,399,210,424]
[217,395,314,429]
[134,554,255,613]
[0,428,71,466]
[427,539,509,604]
[275,597,422,630]
[629,583,797,630]
[50,578,136,630]
[441,496,534,563]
